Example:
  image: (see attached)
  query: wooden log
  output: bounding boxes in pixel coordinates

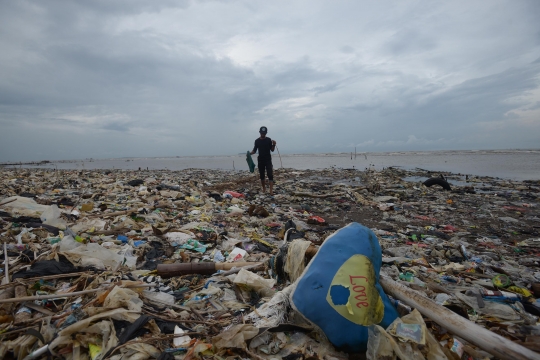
[215,262,261,271]
[157,261,262,277]
[88,208,143,218]
[379,274,540,360]
[218,263,264,276]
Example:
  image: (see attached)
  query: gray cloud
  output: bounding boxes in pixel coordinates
[0,0,539,161]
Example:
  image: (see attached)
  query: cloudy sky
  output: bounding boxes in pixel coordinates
[1,0,539,162]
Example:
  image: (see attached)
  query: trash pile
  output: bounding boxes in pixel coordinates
[0,166,539,359]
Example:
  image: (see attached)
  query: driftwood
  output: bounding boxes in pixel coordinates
[0,283,155,304]
[87,205,169,219]
[203,175,258,190]
[0,199,17,207]
[0,288,103,304]
[292,192,345,198]
[379,274,540,360]
[0,271,94,291]
[3,243,8,284]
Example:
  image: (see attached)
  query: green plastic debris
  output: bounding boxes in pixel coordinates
[246,151,255,173]
[180,239,207,253]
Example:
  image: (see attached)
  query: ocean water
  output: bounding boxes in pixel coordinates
[5,149,540,180]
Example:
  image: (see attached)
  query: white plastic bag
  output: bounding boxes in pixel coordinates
[143,290,176,305]
[119,245,137,269]
[164,232,192,246]
[233,268,275,297]
[64,243,124,271]
[59,235,82,252]
[103,286,143,312]
[40,205,67,229]
[70,219,107,233]
[1,196,50,216]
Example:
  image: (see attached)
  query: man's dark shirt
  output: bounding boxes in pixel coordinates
[252,137,273,160]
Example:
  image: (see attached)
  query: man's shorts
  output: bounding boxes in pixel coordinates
[258,157,273,182]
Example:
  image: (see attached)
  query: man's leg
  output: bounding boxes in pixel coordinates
[258,160,266,192]
[267,161,274,195]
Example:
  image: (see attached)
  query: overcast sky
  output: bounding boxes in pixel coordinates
[1,0,539,162]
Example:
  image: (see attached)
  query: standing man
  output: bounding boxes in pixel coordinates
[251,126,276,195]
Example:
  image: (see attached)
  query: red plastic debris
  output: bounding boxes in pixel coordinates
[223,191,245,198]
[307,215,327,225]
[443,225,458,232]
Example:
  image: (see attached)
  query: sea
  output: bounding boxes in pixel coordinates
[3,149,540,181]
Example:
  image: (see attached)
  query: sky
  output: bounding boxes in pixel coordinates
[1,0,539,162]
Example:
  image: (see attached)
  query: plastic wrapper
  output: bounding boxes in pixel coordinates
[227,247,248,262]
[212,324,258,350]
[103,286,143,312]
[180,239,206,253]
[233,268,276,298]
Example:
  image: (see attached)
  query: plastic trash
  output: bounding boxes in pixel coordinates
[0,196,50,216]
[233,268,276,298]
[174,326,192,347]
[59,235,83,252]
[212,324,258,350]
[246,151,256,173]
[213,250,225,262]
[103,286,143,312]
[142,290,176,305]
[180,239,207,253]
[291,222,399,352]
[63,243,124,271]
[227,247,248,262]
[164,232,192,246]
[81,202,94,212]
[40,204,67,229]
[227,206,244,215]
[223,191,245,198]
[12,257,79,280]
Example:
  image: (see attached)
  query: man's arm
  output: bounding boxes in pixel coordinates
[251,140,258,155]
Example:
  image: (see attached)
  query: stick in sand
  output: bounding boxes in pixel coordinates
[276,145,284,169]
[3,243,8,284]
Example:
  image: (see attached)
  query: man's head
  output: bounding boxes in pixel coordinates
[259,126,268,138]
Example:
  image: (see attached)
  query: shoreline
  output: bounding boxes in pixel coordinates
[2,148,540,181]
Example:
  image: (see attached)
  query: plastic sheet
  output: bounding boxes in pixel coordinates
[0,196,50,216]
[12,256,79,280]
[283,239,311,282]
[103,286,143,312]
[63,243,125,271]
[233,268,276,298]
[212,324,258,349]
[40,205,67,229]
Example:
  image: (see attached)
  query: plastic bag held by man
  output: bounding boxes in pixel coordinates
[291,222,399,352]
